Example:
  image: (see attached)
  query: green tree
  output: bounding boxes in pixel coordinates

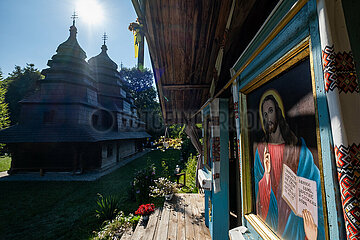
[0,69,10,154]
[119,67,164,138]
[4,64,41,125]
[168,124,185,138]
[120,67,154,92]
[0,69,4,87]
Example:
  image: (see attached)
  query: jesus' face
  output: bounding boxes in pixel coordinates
[262,99,278,134]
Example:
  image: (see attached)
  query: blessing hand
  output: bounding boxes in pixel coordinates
[302,209,317,240]
[263,146,271,184]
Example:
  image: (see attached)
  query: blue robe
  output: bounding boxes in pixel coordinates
[254,138,325,239]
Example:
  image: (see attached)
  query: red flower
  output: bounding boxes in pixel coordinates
[135,203,155,216]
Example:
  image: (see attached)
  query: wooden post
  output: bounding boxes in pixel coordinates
[208,98,229,240]
[138,0,145,69]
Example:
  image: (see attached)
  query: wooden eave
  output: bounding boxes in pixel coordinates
[133,0,276,124]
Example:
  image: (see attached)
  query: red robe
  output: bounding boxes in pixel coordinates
[256,141,301,235]
[258,143,285,220]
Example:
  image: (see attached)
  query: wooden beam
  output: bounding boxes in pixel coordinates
[131,0,143,20]
[137,0,145,69]
[190,0,310,121]
[162,84,210,90]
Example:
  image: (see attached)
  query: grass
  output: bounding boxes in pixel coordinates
[0,156,11,172]
[178,154,198,193]
[0,149,181,240]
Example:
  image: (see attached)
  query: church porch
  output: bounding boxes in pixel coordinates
[120,193,211,240]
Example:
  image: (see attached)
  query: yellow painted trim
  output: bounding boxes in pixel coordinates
[230,0,309,85]
[241,37,310,94]
[245,214,281,240]
[239,93,253,214]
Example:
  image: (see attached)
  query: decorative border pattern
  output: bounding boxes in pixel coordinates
[335,143,360,240]
[322,45,359,93]
[212,116,220,126]
[237,139,241,175]
[210,100,221,193]
[212,137,220,163]
[234,101,239,119]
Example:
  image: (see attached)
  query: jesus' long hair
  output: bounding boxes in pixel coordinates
[261,95,298,145]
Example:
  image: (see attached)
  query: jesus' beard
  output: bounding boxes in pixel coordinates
[265,120,278,134]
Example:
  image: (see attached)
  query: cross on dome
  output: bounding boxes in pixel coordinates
[102,32,108,45]
[71,11,78,26]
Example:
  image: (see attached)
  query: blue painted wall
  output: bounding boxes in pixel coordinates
[202,99,230,240]
[210,99,229,240]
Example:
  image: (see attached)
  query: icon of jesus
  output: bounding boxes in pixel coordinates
[253,89,325,239]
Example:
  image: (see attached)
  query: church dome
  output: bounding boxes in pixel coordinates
[41,17,96,89]
[88,44,118,70]
[55,24,86,60]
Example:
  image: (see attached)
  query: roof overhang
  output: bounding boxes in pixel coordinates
[132,0,279,124]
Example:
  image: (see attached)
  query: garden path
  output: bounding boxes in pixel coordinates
[0,149,151,181]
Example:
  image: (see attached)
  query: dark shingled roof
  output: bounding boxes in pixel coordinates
[88,44,118,70]
[56,24,86,60]
[0,124,150,143]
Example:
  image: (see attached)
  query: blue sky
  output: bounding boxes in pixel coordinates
[0,0,151,78]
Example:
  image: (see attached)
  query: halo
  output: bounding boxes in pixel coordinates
[259,89,285,133]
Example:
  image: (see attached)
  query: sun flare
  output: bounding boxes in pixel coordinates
[76,0,104,25]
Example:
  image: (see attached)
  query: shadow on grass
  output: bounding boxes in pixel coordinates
[0,149,181,240]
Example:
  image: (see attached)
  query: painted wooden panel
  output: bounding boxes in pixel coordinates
[231,0,344,239]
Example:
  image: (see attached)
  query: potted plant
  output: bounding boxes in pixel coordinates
[150,177,178,201]
[135,203,155,221]
[132,164,156,203]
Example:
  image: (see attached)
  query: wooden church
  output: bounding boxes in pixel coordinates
[0,19,150,173]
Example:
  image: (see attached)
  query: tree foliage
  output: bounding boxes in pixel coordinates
[168,124,185,138]
[119,67,164,138]
[0,87,10,129]
[0,69,10,154]
[119,67,154,93]
[4,64,41,125]
[0,70,10,129]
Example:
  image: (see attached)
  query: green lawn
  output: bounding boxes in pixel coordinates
[0,156,11,172]
[0,149,181,240]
